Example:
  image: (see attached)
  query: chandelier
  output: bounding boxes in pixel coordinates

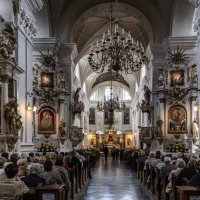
[97,94,125,112]
[88,0,146,74]
[97,79,126,113]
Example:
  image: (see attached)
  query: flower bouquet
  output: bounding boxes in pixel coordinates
[38,143,55,152]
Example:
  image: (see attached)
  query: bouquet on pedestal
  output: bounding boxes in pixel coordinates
[38,143,55,152]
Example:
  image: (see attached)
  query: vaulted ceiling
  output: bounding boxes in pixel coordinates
[47,0,189,99]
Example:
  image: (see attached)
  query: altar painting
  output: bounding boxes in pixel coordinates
[38,106,56,134]
[168,105,187,134]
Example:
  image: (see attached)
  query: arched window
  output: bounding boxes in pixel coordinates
[105,87,112,99]
[122,89,131,100]
[90,91,97,100]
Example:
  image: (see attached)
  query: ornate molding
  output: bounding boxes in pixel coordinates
[92,71,130,88]
[167,36,198,49]
[188,0,200,8]
[0,16,16,60]
[69,126,84,147]
[33,37,59,51]
[27,0,44,13]
[194,8,200,37]
[138,126,152,139]
[17,7,37,40]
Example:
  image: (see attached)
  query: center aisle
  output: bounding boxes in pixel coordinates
[82,155,153,200]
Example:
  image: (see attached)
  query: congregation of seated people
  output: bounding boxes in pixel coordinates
[0,149,99,200]
[124,148,200,200]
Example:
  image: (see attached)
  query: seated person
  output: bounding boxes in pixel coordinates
[41,160,63,184]
[188,159,200,186]
[0,163,29,200]
[176,158,197,185]
[0,157,7,181]
[166,158,186,193]
[21,164,45,187]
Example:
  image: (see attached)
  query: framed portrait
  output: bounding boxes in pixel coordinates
[41,72,54,88]
[170,69,184,87]
[89,108,95,125]
[124,107,130,124]
[168,105,187,134]
[38,106,56,134]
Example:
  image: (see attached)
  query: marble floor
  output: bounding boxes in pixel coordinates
[82,156,153,200]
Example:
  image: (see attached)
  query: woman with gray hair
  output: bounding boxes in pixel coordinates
[175,158,197,185]
[21,164,45,187]
[166,158,186,193]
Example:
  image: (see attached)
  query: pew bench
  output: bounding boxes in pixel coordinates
[176,186,200,200]
[36,183,66,200]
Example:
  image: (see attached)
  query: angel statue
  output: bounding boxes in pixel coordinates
[59,120,66,137]
[3,99,22,136]
[74,87,81,103]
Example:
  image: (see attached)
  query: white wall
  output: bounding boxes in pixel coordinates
[171,0,196,36]
[0,0,14,21]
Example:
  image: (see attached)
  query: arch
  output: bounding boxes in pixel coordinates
[55,0,168,44]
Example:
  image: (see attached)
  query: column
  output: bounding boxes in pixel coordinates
[59,99,65,122]
[143,112,149,127]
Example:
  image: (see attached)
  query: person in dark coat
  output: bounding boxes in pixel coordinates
[21,164,45,187]
[188,159,200,186]
[103,146,109,161]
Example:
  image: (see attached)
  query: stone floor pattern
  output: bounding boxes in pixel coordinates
[82,156,152,200]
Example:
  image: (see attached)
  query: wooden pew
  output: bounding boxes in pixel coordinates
[150,166,156,194]
[23,187,37,200]
[161,174,170,200]
[154,167,162,200]
[36,184,65,200]
[70,166,76,199]
[176,186,200,200]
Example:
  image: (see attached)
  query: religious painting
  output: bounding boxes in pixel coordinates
[38,106,56,134]
[168,105,187,134]
[41,72,54,88]
[170,70,184,87]
[124,107,130,124]
[89,108,95,125]
[104,110,114,125]
[125,133,132,149]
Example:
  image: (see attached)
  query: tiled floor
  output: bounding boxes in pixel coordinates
[83,156,153,200]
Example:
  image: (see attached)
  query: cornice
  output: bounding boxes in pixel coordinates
[33,37,59,51]
[167,36,198,49]
[58,43,78,61]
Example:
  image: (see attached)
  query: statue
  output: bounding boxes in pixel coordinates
[191,64,198,85]
[158,67,165,88]
[143,85,151,105]
[155,119,163,137]
[3,98,22,136]
[59,120,66,137]
[192,118,199,138]
[74,87,81,103]
[0,16,16,59]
